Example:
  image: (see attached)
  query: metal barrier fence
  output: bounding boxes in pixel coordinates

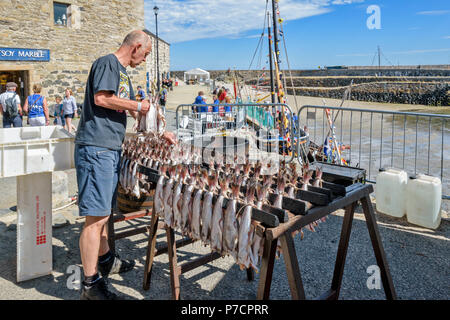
[175,103,298,163]
[298,105,450,200]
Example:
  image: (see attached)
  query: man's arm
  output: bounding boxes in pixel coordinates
[94,91,149,114]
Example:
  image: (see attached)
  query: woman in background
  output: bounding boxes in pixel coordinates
[23,83,49,126]
[62,88,78,133]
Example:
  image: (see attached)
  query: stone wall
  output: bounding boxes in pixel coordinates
[0,0,170,103]
[173,68,450,81]
[246,77,450,88]
[284,83,450,106]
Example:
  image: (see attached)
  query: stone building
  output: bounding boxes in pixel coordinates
[0,0,170,105]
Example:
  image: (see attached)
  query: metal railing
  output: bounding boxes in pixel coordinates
[175,103,298,163]
[298,105,450,200]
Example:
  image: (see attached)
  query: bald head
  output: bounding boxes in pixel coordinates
[115,30,152,68]
[122,30,151,48]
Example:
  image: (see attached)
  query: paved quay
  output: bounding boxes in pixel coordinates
[0,84,448,300]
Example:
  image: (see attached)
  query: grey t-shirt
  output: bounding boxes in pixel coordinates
[75,54,135,150]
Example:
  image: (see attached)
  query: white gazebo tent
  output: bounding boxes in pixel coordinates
[184,68,210,83]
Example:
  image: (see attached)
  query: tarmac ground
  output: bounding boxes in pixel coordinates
[0,83,448,300]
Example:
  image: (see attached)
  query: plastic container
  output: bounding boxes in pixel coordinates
[0,126,75,282]
[406,174,442,229]
[375,168,407,218]
[0,126,75,178]
[17,172,53,282]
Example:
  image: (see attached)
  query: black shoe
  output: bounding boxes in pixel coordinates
[80,277,119,300]
[98,253,135,278]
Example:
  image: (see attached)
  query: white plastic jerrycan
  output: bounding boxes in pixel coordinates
[406,174,442,229]
[375,168,408,218]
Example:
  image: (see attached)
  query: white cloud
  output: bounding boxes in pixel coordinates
[443,36,450,39]
[332,0,364,5]
[338,48,450,57]
[390,48,450,55]
[417,10,450,15]
[145,0,365,43]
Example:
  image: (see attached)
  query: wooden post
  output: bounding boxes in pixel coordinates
[107,209,115,254]
[256,238,278,299]
[360,195,397,300]
[279,232,306,300]
[166,226,181,300]
[143,206,160,291]
[329,202,357,299]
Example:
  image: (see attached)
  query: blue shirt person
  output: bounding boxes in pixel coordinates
[194,91,207,112]
[137,86,145,100]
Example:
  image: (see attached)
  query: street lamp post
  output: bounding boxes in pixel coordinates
[153,6,160,94]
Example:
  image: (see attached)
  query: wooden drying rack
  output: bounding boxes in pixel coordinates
[137,164,396,300]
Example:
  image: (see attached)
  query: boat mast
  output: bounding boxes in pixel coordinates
[271,0,282,103]
[267,12,276,104]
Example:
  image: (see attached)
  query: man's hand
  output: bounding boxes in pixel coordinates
[139,100,150,115]
[163,131,177,145]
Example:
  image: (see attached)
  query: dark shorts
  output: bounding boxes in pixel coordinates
[74,144,121,217]
[64,113,74,119]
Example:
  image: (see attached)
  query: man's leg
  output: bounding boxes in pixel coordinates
[79,215,118,300]
[79,215,110,277]
[2,116,12,128]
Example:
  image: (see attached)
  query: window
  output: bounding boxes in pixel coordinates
[53,2,69,26]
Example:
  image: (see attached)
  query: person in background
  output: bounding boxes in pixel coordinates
[212,94,220,113]
[159,85,168,114]
[219,87,227,103]
[0,82,22,128]
[194,91,207,112]
[53,95,65,126]
[137,85,145,100]
[23,83,49,126]
[62,88,78,133]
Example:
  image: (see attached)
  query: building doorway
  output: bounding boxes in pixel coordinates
[0,70,29,105]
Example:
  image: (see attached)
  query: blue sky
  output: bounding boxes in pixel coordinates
[144,0,450,70]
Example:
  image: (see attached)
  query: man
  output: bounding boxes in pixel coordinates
[75,30,176,300]
[136,85,145,100]
[159,85,168,114]
[0,82,22,128]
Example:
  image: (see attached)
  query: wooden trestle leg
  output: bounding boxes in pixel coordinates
[327,202,357,300]
[256,238,278,300]
[142,207,159,291]
[107,209,116,254]
[166,226,181,300]
[360,195,397,300]
[279,232,306,300]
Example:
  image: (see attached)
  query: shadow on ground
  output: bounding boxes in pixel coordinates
[0,202,449,300]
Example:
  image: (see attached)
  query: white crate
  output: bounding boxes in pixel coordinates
[0,126,75,178]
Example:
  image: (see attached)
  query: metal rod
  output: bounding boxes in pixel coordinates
[441,119,445,182]
[428,117,431,174]
[369,112,373,179]
[403,115,406,170]
[391,114,394,167]
[415,116,418,175]
[359,112,362,167]
[349,111,352,165]
[380,113,383,170]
